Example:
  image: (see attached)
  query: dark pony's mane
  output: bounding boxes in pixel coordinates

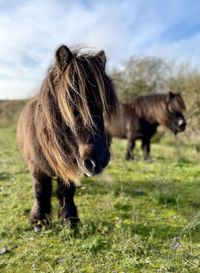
[127,93,186,124]
[19,48,117,182]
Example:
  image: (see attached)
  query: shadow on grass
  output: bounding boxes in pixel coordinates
[78,178,176,200]
[0,172,12,181]
[78,177,200,209]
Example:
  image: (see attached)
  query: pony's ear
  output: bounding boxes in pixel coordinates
[167,91,176,102]
[95,50,106,68]
[56,45,72,70]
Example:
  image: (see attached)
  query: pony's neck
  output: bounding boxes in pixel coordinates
[137,96,168,125]
[149,103,165,125]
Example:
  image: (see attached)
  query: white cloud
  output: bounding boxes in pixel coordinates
[143,33,200,68]
[0,0,200,99]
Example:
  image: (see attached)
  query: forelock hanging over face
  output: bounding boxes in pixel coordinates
[50,47,118,135]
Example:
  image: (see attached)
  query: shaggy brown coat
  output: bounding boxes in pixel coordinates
[105,92,186,161]
[17,45,117,229]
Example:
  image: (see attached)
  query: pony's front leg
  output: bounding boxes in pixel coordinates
[30,172,52,231]
[141,138,151,161]
[125,137,135,161]
[57,179,80,227]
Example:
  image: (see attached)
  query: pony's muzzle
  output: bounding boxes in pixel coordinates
[83,158,96,174]
[83,151,110,176]
[178,119,186,131]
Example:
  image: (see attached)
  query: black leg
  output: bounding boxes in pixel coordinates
[30,172,52,231]
[57,179,80,227]
[141,139,151,161]
[106,132,112,148]
[126,138,135,160]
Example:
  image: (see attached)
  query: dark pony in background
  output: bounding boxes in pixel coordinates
[105,92,186,161]
[17,45,117,230]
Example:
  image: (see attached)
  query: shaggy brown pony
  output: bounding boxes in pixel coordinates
[17,45,117,230]
[105,92,186,161]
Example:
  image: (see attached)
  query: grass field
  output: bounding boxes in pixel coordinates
[0,105,200,272]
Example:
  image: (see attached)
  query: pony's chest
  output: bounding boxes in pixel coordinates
[137,119,158,137]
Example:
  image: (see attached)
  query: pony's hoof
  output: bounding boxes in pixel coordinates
[144,158,153,163]
[61,217,81,229]
[34,225,42,233]
[31,218,51,232]
[125,156,134,161]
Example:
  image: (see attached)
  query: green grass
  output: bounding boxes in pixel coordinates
[1,121,200,273]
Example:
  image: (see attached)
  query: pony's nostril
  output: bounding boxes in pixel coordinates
[83,158,96,172]
[178,119,186,128]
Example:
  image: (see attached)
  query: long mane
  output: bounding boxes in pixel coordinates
[32,49,117,182]
[127,93,185,124]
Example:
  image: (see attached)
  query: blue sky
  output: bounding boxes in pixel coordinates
[0,0,200,99]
